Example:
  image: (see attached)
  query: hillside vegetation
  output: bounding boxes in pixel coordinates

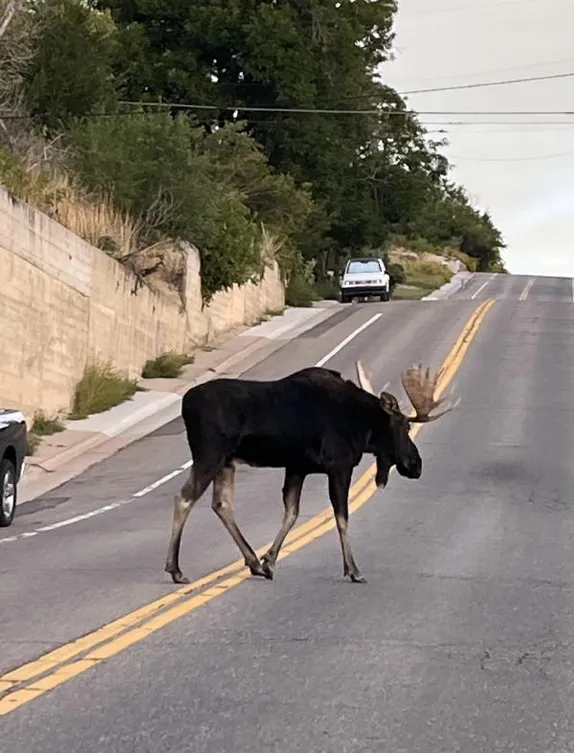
[0,0,506,306]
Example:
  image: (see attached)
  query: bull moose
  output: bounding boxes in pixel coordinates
[164,361,456,585]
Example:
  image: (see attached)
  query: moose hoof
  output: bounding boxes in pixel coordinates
[344,566,367,584]
[261,561,275,580]
[169,571,190,585]
[249,562,274,580]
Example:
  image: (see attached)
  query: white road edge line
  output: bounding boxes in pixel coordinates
[1,312,384,544]
[470,273,496,300]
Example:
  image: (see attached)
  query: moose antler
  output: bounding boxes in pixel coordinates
[401,364,460,423]
[356,361,391,396]
[356,361,375,395]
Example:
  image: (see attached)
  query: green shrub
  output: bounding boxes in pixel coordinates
[31,412,65,436]
[314,277,340,300]
[402,259,453,292]
[69,362,138,419]
[142,352,194,379]
[26,434,41,457]
[68,113,268,301]
[286,273,318,307]
[387,262,406,288]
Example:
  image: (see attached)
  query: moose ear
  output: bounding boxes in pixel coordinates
[379,391,402,416]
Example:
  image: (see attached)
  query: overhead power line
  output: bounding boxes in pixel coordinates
[5,105,574,124]
[117,101,574,117]
[403,71,574,95]
[450,150,574,162]
[390,56,574,86]
[410,0,543,15]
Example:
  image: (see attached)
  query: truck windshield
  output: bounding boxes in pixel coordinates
[346,260,381,274]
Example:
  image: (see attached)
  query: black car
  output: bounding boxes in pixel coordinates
[0,409,27,526]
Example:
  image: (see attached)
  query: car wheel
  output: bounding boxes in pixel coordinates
[341,295,352,304]
[379,291,390,302]
[0,457,17,527]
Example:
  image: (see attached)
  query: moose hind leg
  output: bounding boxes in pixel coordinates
[261,470,304,578]
[165,465,212,585]
[328,470,366,584]
[212,465,271,580]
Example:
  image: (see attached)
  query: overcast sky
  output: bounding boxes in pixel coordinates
[382,0,574,276]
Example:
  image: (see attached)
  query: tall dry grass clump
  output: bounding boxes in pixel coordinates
[48,172,140,259]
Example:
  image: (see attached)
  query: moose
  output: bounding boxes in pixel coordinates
[164,361,456,585]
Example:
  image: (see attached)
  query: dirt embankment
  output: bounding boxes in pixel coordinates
[387,245,469,300]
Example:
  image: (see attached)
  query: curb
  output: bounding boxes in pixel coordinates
[422,271,474,301]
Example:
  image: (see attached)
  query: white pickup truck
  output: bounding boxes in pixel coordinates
[340,256,391,303]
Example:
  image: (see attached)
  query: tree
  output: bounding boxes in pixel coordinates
[92,0,404,263]
[7,0,506,295]
[24,0,120,130]
[0,0,37,152]
[0,0,31,115]
[93,0,506,275]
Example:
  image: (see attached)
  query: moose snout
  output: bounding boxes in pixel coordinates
[396,449,422,480]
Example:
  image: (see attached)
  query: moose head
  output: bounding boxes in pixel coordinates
[355,361,459,485]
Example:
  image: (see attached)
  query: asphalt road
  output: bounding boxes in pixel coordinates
[454,271,574,302]
[3,272,574,751]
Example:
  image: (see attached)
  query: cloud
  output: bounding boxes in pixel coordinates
[382,0,574,277]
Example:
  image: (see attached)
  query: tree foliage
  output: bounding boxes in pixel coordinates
[24,0,119,130]
[2,0,506,302]
[68,112,264,299]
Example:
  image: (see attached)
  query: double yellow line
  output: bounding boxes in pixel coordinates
[519,277,535,301]
[0,298,495,716]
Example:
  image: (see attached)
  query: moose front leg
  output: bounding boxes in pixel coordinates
[328,469,366,584]
[261,470,305,578]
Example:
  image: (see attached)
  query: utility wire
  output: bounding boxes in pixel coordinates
[389,57,574,86]
[116,101,574,117]
[6,108,574,124]
[450,150,574,161]
[403,71,574,95]
[410,0,544,16]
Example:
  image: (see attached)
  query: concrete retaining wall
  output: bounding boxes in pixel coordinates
[0,186,284,419]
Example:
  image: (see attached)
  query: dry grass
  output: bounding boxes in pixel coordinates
[259,223,284,269]
[1,156,140,258]
[50,175,140,259]
[448,248,478,272]
[0,154,192,295]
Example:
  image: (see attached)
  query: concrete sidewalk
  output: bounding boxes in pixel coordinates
[20,303,340,504]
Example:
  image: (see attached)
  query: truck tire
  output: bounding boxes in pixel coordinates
[0,456,17,527]
[379,291,390,302]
